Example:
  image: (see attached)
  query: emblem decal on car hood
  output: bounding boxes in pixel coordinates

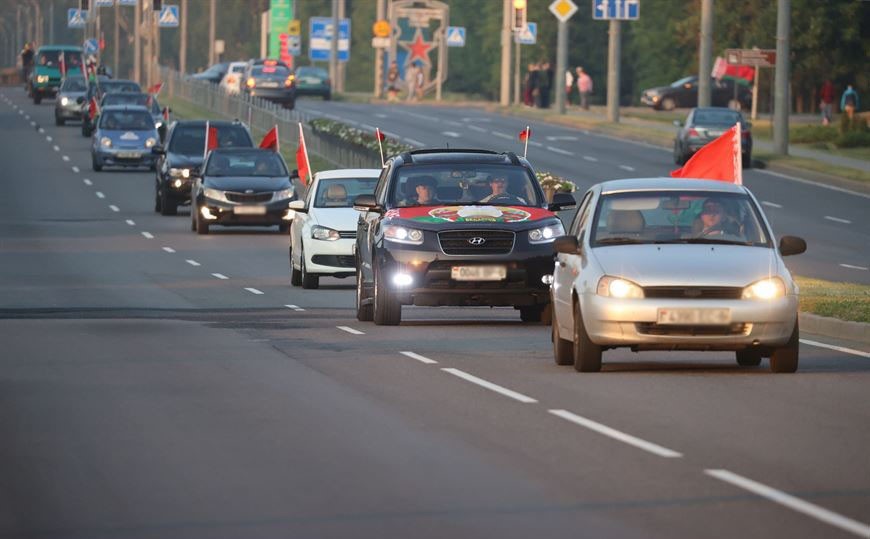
[385,205,554,223]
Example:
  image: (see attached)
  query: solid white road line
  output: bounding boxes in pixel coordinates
[71,166,80,173]
[337,326,365,335]
[95,192,105,199]
[383,130,401,139]
[491,131,515,140]
[83,178,92,186]
[547,146,574,156]
[405,138,425,147]
[762,201,783,209]
[619,165,635,171]
[141,232,154,239]
[442,368,537,404]
[582,155,598,162]
[185,259,200,266]
[824,216,852,224]
[399,351,438,364]
[62,155,70,161]
[108,205,119,212]
[705,469,870,538]
[360,123,377,131]
[244,287,264,295]
[162,247,176,253]
[800,338,870,358]
[441,131,460,138]
[548,409,683,458]
[839,264,869,271]
[211,273,229,280]
[284,304,306,312]
[125,219,135,226]
[468,125,487,133]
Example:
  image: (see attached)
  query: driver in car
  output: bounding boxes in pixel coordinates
[401,175,441,206]
[696,199,739,237]
[480,174,527,204]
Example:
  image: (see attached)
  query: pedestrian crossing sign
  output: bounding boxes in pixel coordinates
[446,26,466,47]
[514,22,537,45]
[67,8,88,29]
[158,5,180,28]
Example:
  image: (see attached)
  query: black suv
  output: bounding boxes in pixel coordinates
[353,149,576,325]
[152,120,255,215]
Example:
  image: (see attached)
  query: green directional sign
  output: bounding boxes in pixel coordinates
[269,0,294,62]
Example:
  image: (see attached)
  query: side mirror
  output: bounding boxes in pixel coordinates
[353,194,382,213]
[288,199,306,212]
[290,168,299,179]
[779,235,806,257]
[548,192,577,212]
[151,145,165,155]
[553,235,581,255]
[673,120,683,127]
[76,96,85,104]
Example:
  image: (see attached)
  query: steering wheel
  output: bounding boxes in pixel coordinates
[486,193,524,204]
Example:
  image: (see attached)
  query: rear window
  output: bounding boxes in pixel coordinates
[253,66,290,77]
[100,110,154,131]
[694,110,742,125]
[168,125,253,154]
[314,178,378,208]
[296,67,327,79]
[101,81,142,94]
[61,78,86,91]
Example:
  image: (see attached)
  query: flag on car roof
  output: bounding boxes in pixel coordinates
[203,121,219,159]
[88,96,99,120]
[296,123,312,186]
[259,125,279,152]
[670,123,743,185]
[147,82,163,96]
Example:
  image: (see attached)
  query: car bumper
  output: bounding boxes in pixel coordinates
[580,294,798,350]
[55,100,81,118]
[94,148,157,167]
[641,94,661,107]
[305,238,356,276]
[199,197,295,227]
[248,88,295,103]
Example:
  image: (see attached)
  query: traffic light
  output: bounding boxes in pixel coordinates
[153,0,162,10]
[511,0,527,31]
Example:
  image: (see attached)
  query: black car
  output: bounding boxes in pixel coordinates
[353,149,576,326]
[641,76,751,111]
[242,59,296,109]
[80,79,141,136]
[294,66,331,100]
[190,62,230,84]
[191,148,297,234]
[673,107,753,168]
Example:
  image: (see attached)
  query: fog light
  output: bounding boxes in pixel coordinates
[541,274,554,285]
[173,179,183,188]
[200,206,217,220]
[392,273,413,286]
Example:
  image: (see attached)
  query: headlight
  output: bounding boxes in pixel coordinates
[60,96,69,106]
[169,168,191,178]
[145,137,157,148]
[596,276,644,299]
[272,188,295,201]
[383,224,424,245]
[155,121,163,129]
[742,277,785,300]
[203,187,228,202]
[100,137,112,148]
[528,222,565,244]
[36,75,49,83]
[311,225,340,241]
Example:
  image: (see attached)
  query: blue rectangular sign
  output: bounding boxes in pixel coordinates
[95,0,114,7]
[309,17,350,62]
[593,0,639,20]
[118,0,138,6]
[68,8,88,28]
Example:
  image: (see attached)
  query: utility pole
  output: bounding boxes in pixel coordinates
[114,1,119,76]
[773,0,790,155]
[180,0,187,74]
[513,38,520,105]
[337,0,346,93]
[49,1,55,44]
[554,19,567,113]
[499,0,511,106]
[134,0,141,84]
[606,19,621,122]
[153,9,160,85]
[698,0,713,107]
[373,0,386,97]
[208,0,216,66]
[329,0,339,90]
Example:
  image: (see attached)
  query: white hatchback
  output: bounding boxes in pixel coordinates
[288,169,381,289]
[219,61,248,95]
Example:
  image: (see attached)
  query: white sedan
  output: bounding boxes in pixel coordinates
[288,169,381,289]
[219,61,248,95]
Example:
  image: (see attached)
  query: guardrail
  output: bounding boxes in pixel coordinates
[162,68,381,170]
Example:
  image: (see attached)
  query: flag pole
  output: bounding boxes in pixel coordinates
[203,120,209,160]
[376,127,385,167]
[298,122,313,184]
[734,121,742,185]
[274,124,280,153]
[523,125,530,159]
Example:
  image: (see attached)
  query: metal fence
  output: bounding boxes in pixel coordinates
[162,67,381,170]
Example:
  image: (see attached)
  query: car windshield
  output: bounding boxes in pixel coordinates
[591,191,770,247]
[314,178,378,208]
[296,67,327,79]
[670,76,696,87]
[389,164,541,207]
[205,151,287,177]
[37,51,61,66]
[61,78,86,91]
[693,109,742,126]
[99,110,154,131]
[168,125,252,155]
[101,81,141,94]
[102,93,160,115]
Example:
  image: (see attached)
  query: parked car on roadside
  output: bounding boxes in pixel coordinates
[673,107,753,168]
[641,76,751,111]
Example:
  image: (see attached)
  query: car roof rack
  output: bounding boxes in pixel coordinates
[401,148,503,164]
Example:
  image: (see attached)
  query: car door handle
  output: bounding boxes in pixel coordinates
[557,261,566,268]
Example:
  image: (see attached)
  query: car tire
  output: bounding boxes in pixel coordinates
[373,265,401,326]
[742,152,752,169]
[33,93,41,105]
[289,248,302,286]
[519,305,545,323]
[154,187,162,212]
[770,318,799,373]
[278,223,290,234]
[673,142,683,165]
[91,154,102,172]
[661,97,675,111]
[736,349,763,367]
[355,267,374,322]
[159,189,177,216]
[572,300,602,372]
[55,115,64,126]
[300,248,319,289]
[195,206,210,235]
[552,315,574,366]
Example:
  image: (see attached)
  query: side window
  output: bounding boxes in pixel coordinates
[374,163,392,204]
[570,191,593,236]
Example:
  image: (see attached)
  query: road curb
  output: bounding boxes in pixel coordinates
[799,313,870,344]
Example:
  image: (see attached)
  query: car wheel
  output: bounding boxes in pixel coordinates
[519,305,545,323]
[673,142,683,165]
[355,267,373,322]
[742,151,752,169]
[195,206,210,235]
[572,300,602,372]
[55,115,64,126]
[33,93,41,105]
[159,189,177,216]
[552,313,574,366]
[289,247,302,286]
[300,248,319,289]
[736,349,763,367]
[91,154,102,172]
[770,318,799,373]
[661,97,675,111]
[373,265,401,326]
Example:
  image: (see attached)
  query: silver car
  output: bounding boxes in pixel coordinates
[54,76,87,126]
[551,178,806,373]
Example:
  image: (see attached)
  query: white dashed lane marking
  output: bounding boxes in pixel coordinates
[442,368,537,404]
[762,201,783,209]
[337,326,365,335]
[547,146,574,156]
[839,264,869,271]
[441,131,460,138]
[824,216,851,225]
[185,259,200,266]
[95,192,105,199]
[109,205,119,212]
[53,145,60,152]
[211,273,229,280]
[468,125,487,133]
[549,409,683,458]
[285,304,306,312]
[83,179,92,186]
[125,219,135,226]
[400,351,438,364]
[582,155,598,162]
[244,287,264,295]
[141,232,154,239]
[491,131,514,140]
[62,155,70,162]
[162,247,176,253]
[71,166,80,173]
[619,165,635,172]
[46,136,52,142]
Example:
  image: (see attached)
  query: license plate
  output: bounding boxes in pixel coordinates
[234,205,267,215]
[260,81,279,88]
[657,308,731,325]
[451,265,507,281]
[117,151,141,159]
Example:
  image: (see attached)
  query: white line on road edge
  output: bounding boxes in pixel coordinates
[185,259,200,266]
[441,131,460,138]
[468,125,487,133]
[211,273,229,280]
[162,247,176,253]
[141,232,154,239]
[800,339,870,359]
[108,205,119,212]
[405,138,425,147]
[83,178,92,186]
[285,304,306,312]
[53,145,60,152]
[62,155,70,161]
[762,201,783,209]
[824,215,852,224]
[619,165,635,171]
[360,123,377,131]
[337,326,365,335]
[95,191,105,199]
[442,368,537,403]
[548,409,683,458]
[125,219,135,226]
[71,166,80,173]
[383,131,401,139]
[400,351,438,364]
[491,131,515,140]
[244,287,264,295]
[757,169,870,200]
[704,469,870,538]
[547,146,574,156]
[582,155,598,162]
[839,264,869,271]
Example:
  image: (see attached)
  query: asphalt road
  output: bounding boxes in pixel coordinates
[1,88,869,539]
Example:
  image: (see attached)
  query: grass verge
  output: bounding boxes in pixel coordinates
[795,276,870,324]
[754,151,870,185]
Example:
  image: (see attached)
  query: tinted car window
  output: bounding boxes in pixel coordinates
[169,125,252,154]
[389,164,540,207]
[206,151,287,177]
[101,81,142,93]
[61,78,87,91]
[37,51,61,66]
[100,110,154,130]
[314,178,378,208]
[693,110,742,125]
[296,67,328,79]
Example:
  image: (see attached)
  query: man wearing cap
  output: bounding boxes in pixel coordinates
[401,175,440,206]
[480,174,527,204]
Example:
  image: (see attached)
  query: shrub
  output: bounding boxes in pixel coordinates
[790,125,838,144]
[536,171,575,192]
[834,130,870,148]
[309,118,413,156]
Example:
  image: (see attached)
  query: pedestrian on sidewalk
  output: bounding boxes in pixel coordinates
[565,68,575,105]
[840,84,860,121]
[386,61,400,102]
[576,67,593,110]
[524,63,539,107]
[819,79,834,125]
[20,42,34,87]
[538,60,553,108]
[405,62,420,102]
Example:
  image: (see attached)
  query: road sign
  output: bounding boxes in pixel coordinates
[269,0,292,62]
[445,26,466,47]
[68,9,88,28]
[309,17,350,62]
[286,35,301,56]
[288,19,301,36]
[94,0,114,7]
[372,37,390,48]
[514,22,537,45]
[725,48,776,67]
[83,38,99,55]
[158,5,179,27]
[593,0,640,20]
[118,0,137,5]
[549,0,578,22]
[372,19,390,38]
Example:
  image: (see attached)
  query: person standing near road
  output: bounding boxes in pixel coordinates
[524,63,538,107]
[405,62,419,102]
[576,67,593,110]
[538,60,553,108]
[840,84,860,121]
[386,61,400,102]
[565,68,575,105]
[819,79,835,125]
[20,42,34,87]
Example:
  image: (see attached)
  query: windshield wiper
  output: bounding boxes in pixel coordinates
[677,238,752,246]
[595,237,645,245]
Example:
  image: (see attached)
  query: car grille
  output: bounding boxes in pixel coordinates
[642,287,743,300]
[438,230,515,255]
[635,323,750,336]
[226,192,272,203]
[311,255,355,268]
[338,231,356,239]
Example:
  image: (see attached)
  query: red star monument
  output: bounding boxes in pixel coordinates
[406,31,433,63]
